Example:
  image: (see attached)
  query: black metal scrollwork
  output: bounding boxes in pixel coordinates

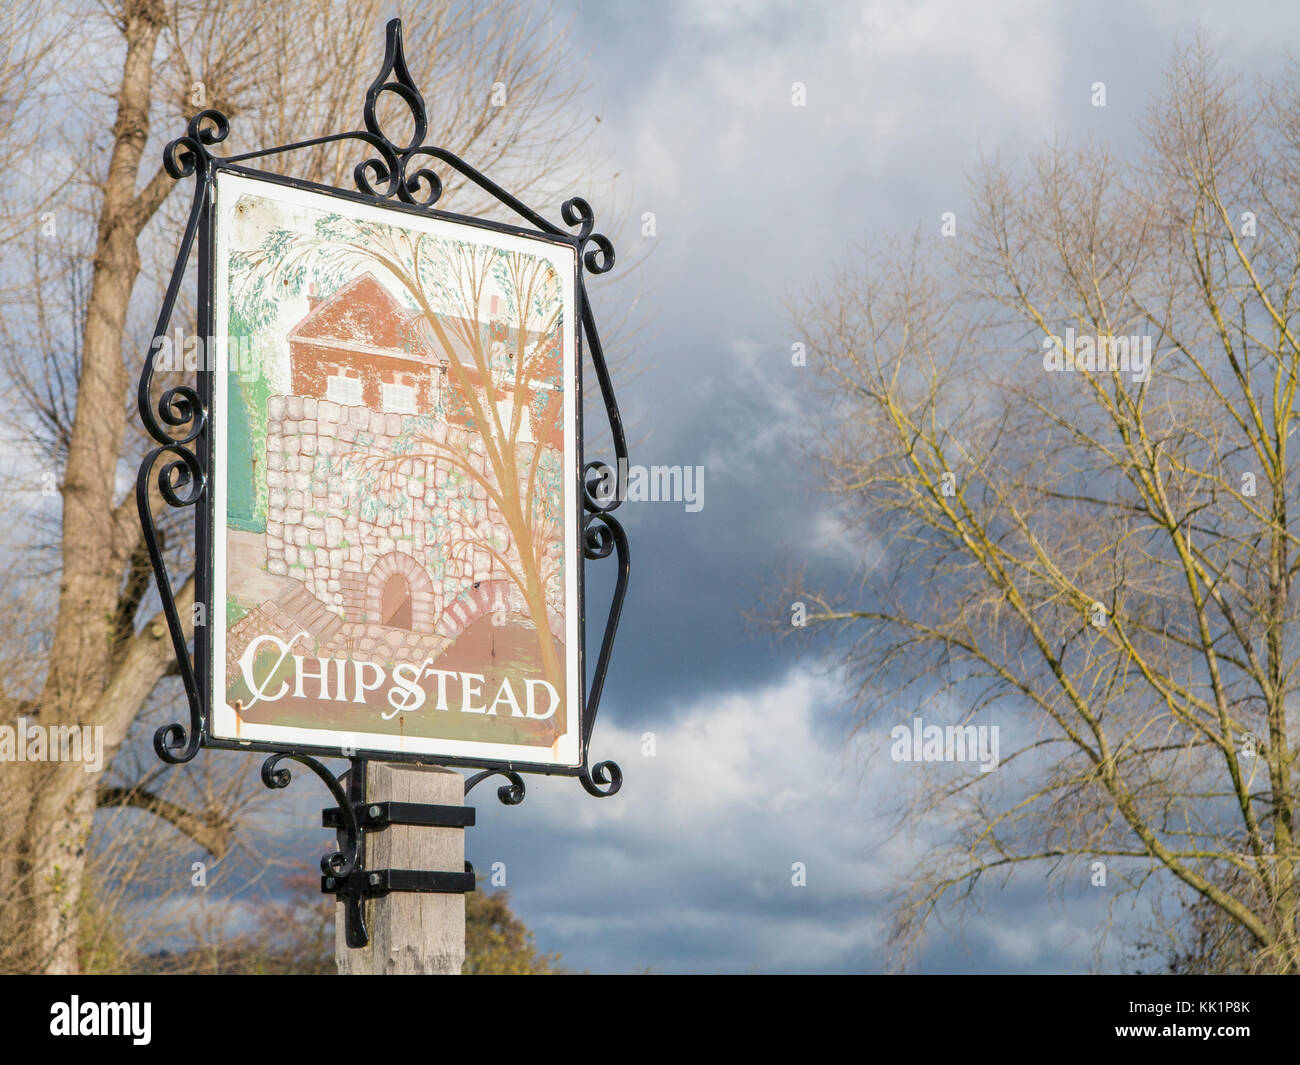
[578,511,629,797]
[139,146,211,765]
[464,769,527,806]
[262,753,362,877]
[139,18,630,797]
[162,109,231,183]
[355,19,441,205]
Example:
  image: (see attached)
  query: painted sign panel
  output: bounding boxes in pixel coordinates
[209,171,581,766]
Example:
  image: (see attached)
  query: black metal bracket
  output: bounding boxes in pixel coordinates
[324,801,476,831]
[262,752,477,948]
[323,862,476,951]
[340,759,474,949]
[324,867,476,897]
[321,792,477,947]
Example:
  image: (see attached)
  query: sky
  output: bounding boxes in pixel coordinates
[421,0,1300,974]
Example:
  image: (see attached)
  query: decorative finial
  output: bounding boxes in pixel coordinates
[363,17,428,153]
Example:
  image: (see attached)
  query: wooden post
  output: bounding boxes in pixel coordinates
[336,763,467,975]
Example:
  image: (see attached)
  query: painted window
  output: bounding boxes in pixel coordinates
[326,373,361,406]
[381,382,417,413]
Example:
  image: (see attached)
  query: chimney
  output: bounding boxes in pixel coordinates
[490,294,499,317]
[307,281,321,310]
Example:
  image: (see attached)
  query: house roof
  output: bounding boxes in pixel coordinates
[288,273,440,365]
[288,270,562,380]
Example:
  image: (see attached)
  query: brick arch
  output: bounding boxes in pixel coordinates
[436,579,519,638]
[366,551,437,631]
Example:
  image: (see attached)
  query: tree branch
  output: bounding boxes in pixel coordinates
[96,784,232,858]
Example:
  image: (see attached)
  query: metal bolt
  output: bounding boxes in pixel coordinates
[324,877,335,889]
[368,805,381,819]
[369,872,381,886]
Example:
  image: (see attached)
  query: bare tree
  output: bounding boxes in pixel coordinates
[793,38,1300,972]
[0,0,593,974]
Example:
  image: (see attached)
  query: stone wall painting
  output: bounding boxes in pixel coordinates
[208,171,582,767]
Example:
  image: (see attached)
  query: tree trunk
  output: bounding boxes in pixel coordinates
[13,0,166,974]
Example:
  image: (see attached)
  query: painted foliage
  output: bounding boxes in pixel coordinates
[210,172,580,766]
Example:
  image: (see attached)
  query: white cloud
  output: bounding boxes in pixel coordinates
[485,666,912,971]
[480,661,1149,972]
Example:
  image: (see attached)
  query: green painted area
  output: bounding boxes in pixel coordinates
[224,303,274,534]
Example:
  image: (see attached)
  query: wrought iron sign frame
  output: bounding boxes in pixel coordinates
[136,19,629,943]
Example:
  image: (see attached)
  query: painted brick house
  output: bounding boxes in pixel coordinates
[259,272,566,644]
[287,271,564,449]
